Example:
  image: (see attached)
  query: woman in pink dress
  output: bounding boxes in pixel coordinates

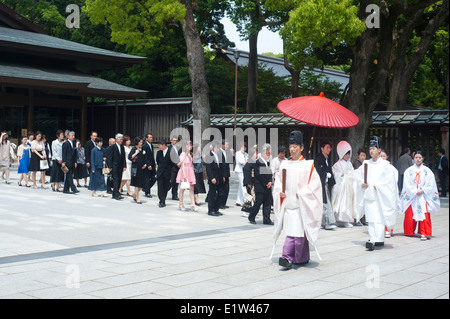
[176,140,198,211]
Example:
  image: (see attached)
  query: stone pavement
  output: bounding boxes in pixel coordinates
[0,169,448,299]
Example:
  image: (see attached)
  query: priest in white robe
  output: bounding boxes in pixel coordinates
[331,140,357,227]
[355,136,399,251]
[399,150,440,240]
[272,131,323,269]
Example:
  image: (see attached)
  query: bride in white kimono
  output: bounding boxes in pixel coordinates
[355,136,399,251]
[331,141,357,227]
[399,151,440,240]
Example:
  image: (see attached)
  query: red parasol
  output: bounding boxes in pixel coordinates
[277,92,359,158]
[277,92,359,128]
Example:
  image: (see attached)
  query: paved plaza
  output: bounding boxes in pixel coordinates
[0,169,448,299]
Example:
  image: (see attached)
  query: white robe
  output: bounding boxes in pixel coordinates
[355,158,399,228]
[332,159,357,222]
[272,158,323,259]
[399,164,440,221]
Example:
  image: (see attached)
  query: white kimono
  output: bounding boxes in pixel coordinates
[271,157,323,259]
[331,142,357,223]
[399,163,440,220]
[355,158,399,242]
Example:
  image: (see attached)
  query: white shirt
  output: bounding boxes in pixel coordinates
[116,143,121,154]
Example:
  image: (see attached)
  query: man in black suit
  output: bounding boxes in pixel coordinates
[169,136,181,200]
[314,140,337,229]
[248,144,273,225]
[205,141,224,217]
[143,133,157,198]
[156,140,172,207]
[438,148,448,197]
[84,131,97,174]
[61,131,79,194]
[103,138,115,194]
[219,139,233,209]
[106,133,126,200]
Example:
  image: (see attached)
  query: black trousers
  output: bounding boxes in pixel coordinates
[439,171,447,196]
[219,177,230,206]
[157,177,171,204]
[248,191,272,224]
[207,182,223,213]
[112,168,123,198]
[63,168,77,193]
[171,167,179,198]
[144,169,157,195]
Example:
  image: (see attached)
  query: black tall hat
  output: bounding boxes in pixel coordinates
[369,136,382,149]
[288,130,304,146]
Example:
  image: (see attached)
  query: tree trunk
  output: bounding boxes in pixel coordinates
[283,50,300,98]
[246,32,258,113]
[397,1,449,109]
[180,0,210,146]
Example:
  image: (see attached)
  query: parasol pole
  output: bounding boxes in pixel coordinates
[307,126,317,159]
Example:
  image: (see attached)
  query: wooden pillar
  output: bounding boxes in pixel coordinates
[122,99,127,134]
[81,96,87,143]
[27,88,34,131]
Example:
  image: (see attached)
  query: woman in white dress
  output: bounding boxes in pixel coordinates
[399,151,440,241]
[120,136,133,197]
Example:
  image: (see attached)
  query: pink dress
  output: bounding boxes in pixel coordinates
[176,152,196,185]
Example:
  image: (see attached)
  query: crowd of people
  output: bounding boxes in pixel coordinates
[1,128,447,268]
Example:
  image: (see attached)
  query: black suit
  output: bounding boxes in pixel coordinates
[243,161,255,195]
[248,157,273,224]
[142,141,156,195]
[314,153,336,203]
[106,143,126,199]
[219,149,232,207]
[205,151,224,213]
[169,144,181,199]
[156,148,172,205]
[62,139,78,193]
[84,139,96,171]
[438,155,448,196]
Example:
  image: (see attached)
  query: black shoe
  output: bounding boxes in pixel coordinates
[214,211,223,216]
[365,241,375,251]
[172,196,179,201]
[279,257,292,269]
[249,220,257,225]
[263,221,274,225]
[73,190,80,194]
[63,191,73,194]
[159,203,166,208]
[145,194,152,198]
[374,242,384,246]
[208,211,220,217]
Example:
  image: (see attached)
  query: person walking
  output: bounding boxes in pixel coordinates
[355,136,399,251]
[399,151,440,240]
[29,131,48,189]
[438,148,448,197]
[314,140,337,230]
[397,147,412,191]
[176,140,198,211]
[169,136,181,201]
[106,134,127,200]
[143,133,157,198]
[17,136,30,187]
[234,142,248,207]
[193,143,206,206]
[219,139,233,209]
[50,130,64,192]
[128,136,147,204]
[120,136,133,197]
[0,131,12,184]
[61,131,79,194]
[74,139,89,188]
[353,148,366,170]
[248,143,274,225]
[84,131,97,175]
[88,137,108,197]
[205,141,224,217]
[156,140,172,207]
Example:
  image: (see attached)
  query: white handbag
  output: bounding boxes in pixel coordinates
[40,159,49,170]
[180,180,190,190]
